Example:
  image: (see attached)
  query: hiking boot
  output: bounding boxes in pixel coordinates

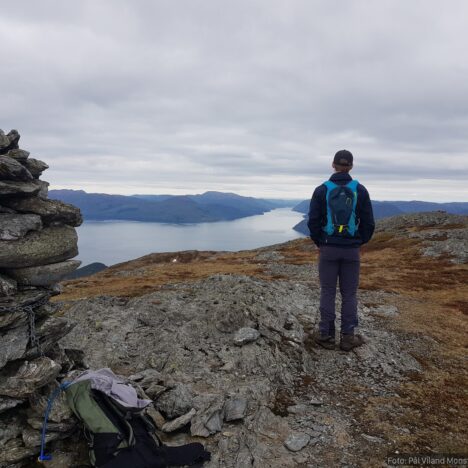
[313,331,335,350]
[339,333,365,352]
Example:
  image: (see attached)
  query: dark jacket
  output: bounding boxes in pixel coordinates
[307,172,375,247]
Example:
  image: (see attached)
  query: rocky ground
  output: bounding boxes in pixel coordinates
[42,211,467,468]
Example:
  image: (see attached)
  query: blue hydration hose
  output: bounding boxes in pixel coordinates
[38,381,72,463]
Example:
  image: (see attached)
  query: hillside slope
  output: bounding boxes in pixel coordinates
[53,212,467,467]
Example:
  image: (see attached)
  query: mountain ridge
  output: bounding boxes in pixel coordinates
[49,189,287,223]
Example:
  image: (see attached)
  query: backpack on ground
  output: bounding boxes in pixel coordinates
[323,179,359,237]
[64,377,210,468]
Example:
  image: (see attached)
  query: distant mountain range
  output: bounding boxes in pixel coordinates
[49,189,297,223]
[48,188,467,235]
[292,199,468,235]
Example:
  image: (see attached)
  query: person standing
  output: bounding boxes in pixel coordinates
[308,150,375,351]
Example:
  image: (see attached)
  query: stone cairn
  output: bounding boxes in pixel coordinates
[0,129,84,467]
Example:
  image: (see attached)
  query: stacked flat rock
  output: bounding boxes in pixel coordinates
[0,129,83,467]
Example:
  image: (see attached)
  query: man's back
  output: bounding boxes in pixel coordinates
[307,171,375,247]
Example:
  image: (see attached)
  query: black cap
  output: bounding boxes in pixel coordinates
[333,149,353,167]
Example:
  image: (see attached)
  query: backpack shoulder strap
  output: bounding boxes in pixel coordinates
[346,180,359,235]
[323,180,338,235]
[323,180,338,191]
[346,179,359,191]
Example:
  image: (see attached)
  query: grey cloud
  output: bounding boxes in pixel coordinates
[2,0,468,202]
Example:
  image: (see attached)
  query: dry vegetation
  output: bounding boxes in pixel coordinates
[359,232,467,454]
[55,227,467,454]
[55,250,268,300]
[276,237,318,265]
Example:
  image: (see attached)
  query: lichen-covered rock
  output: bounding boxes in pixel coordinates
[0,396,24,414]
[0,438,37,466]
[4,260,81,286]
[376,211,467,231]
[0,357,61,398]
[0,213,42,240]
[0,225,78,268]
[0,129,20,155]
[284,432,310,452]
[5,148,29,163]
[23,158,49,179]
[22,425,74,448]
[145,383,166,399]
[1,197,82,227]
[377,212,468,264]
[0,309,26,330]
[58,256,442,466]
[128,368,164,388]
[162,408,196,433]
[37,179,49,199]
[233,326,260,346]
[0,414,23,446]
[371,304,399,316]
[0,155,33,181]
[0,288,50,310]
[29,385,73,423]
[26,417,76,433]
[155,384,194,419]
[421,229,468,264]
[23,317,75,358]
[190,394,225,437]
[0,130,11,152]
[0,273,17,297]
[223,396,247,421]
[0,179,42,198]
[0,324,29,369]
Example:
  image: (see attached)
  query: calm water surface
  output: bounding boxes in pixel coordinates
[75,208,306,266]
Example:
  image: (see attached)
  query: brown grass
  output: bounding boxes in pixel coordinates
[358,292,468,452]
[360,232,468,298]
[276,238,318,265]
[410,223,466,232]
[54,250,268,301]
[357,233,468,453]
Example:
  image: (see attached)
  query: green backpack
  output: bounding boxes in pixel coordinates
[65,379,154,466]
[39,379,210,467]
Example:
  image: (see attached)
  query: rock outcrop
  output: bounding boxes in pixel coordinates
[376,210,468,263]
[0,129,82,467]
[58,271,424,467]
[54,212,467,466]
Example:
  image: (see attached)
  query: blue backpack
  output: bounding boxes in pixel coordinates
[322,180,359,237]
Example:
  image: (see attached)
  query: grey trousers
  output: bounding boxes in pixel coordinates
[318,245,360,336]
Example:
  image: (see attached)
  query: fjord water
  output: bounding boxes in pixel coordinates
[76,208,306,266]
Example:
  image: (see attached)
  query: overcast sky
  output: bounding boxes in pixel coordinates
[2,0,467,201]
